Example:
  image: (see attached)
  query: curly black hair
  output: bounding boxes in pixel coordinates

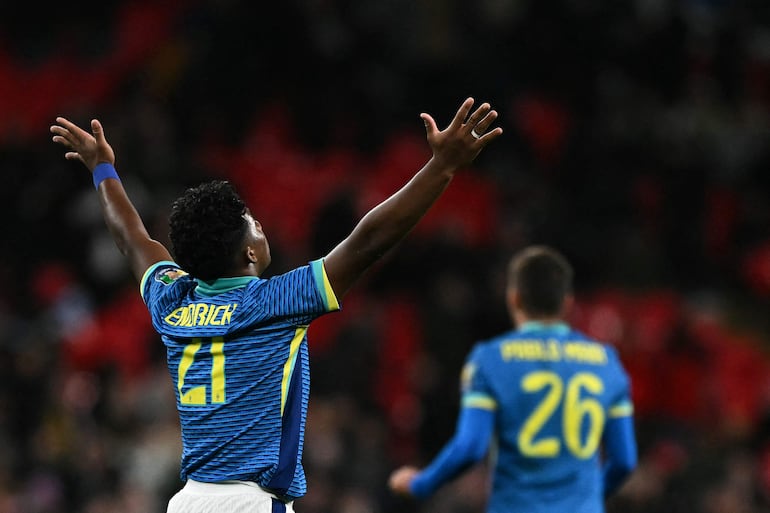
[168,180,248,281]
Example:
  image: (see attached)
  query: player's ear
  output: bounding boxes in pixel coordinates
[506,287,520,313]
[561,294,575,318]
[245,245,259,265]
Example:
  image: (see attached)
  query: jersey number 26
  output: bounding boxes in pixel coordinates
[518,371,605,459]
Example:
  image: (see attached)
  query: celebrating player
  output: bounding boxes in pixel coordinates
[389,245,637,513]
[51,97,502,513]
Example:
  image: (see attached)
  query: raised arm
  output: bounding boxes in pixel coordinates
[323,97,502,298]
[51,118,172,282]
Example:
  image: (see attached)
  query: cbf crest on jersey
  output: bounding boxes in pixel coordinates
[156,267,188,285]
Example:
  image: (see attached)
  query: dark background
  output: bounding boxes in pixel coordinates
[1,0,770,511]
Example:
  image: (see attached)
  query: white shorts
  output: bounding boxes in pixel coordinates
[166,479,295,513]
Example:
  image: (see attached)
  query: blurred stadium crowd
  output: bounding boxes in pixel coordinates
[2,0,770,512]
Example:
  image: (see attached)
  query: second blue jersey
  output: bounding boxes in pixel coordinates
[140,259,340,501]
[462,322,633,513]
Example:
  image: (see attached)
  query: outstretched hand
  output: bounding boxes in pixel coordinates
[422,97,503,169]
[50,117,115,172]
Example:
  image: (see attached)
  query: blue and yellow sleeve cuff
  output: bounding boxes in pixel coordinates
[311,259,340,312]
[461,392,497,411]
[608,400,634,418]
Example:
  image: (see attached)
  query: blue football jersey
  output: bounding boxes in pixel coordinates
[462,322,633,513]
[140,259,340,501]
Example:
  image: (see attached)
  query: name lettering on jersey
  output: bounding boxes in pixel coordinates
[500,339,607,365]
[164,303,238,327]
[501,339,561,362]
[562,341,608,364]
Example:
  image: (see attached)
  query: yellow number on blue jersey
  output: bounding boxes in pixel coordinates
[518,371,606,459]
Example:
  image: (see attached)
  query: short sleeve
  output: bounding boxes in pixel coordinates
[253,259,341,324]
[140,261,188,304]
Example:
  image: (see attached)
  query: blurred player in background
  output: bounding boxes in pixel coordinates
[50,97,502,513]
[389,245,637,513]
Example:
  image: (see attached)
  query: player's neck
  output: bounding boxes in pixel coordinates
[514,311,564,327]
[221,261,265,279]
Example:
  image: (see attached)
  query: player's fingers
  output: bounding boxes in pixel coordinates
[50,124,70,138]
[388,470,407,492]
[387,472,398,490]
[50,125,81,148]
[470,109,499,139]
[51,135,75,150]
[91,119,106,144]
[420,113,438,138]
[55,117,91,143]
[64,152,84,164]
[477,126,504,145]
[448,97,475,131]
[464,102,491,135]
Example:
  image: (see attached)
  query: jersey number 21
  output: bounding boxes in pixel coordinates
[177,337,226,405]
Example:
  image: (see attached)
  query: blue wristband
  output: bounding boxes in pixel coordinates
[92,163,121,189]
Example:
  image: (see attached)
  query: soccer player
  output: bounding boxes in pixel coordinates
[389,245,637,513]
[50,97,502,513]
